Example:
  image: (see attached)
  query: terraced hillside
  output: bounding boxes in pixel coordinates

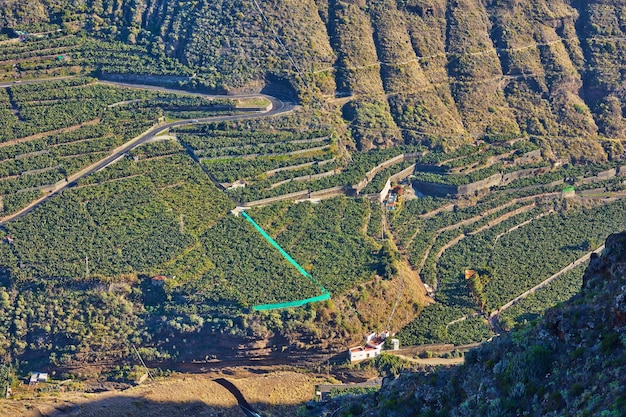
[2,0,625,151]
[389,160,626,346]
[0,77,242,218]
[2,0,626,390]
[314,231,626,417]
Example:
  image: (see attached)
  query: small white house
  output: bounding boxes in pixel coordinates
[348,332,390,362]
[29,372,48,384]
[391,338,400,351]
[348,345,380,362]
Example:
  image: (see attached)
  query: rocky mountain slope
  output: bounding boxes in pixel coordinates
[318,230,626,416]
[2,0,626,150]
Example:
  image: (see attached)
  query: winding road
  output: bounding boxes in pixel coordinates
[0,79,296,226]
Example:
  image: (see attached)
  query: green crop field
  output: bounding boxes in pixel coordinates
[395,189,626,346]
[1,0,626,380]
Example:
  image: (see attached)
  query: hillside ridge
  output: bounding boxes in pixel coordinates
[1,0,625,150]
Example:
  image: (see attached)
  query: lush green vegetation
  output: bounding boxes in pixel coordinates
[397,199,626,347]
[0,30,192,82]
[366,201,384,240]
[6,176,192,280]
[0,282,143,366]
[0,137,380,362]
[2,0,626,383]
[248,198,376,294]
[498,265,585,330]
[176,125,340,191]
[397,304,492,346]
[1,77,236,142]
[389,196,450,247]
[431,200,623,311]
[321,233,626,417]
[393,166,626,347]
[0,78,245,218]
[197,215,320,306]
[219,144,425,203]
[203,152,336,184]
[413,163,503,185]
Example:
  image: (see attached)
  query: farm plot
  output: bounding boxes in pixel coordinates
[397,197,626,346]
[0,79,238,217]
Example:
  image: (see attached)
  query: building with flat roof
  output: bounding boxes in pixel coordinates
[348,331,390,362]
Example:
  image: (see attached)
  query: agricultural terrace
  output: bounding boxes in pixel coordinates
[391,170,626,346]
[3,92,626,352]
[177,124,339,191]
[0,29,191,82]
[0,77,240,218]
[0,132,377,326]
[185,125,428,204]
[1,26,626,364]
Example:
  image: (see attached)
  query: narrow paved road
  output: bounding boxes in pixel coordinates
[213,378,261,417]
[0,82,296,226]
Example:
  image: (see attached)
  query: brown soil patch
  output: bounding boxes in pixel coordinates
[0,369,329,417]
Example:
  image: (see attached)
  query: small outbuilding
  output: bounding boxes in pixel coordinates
[151,275,167,286]
[28,372,48,387]
[348,331,391,362]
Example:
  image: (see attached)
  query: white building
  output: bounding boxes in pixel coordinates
[348,331,390,362]
[28,372,48,388]
[391,338,400,351]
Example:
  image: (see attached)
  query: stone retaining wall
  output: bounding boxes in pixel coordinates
[580,168,617,184]
[270,169,337,189]
[245,190,310,207]
[501,167,549,185]
[378,163,418,201]
[309,185,355,199]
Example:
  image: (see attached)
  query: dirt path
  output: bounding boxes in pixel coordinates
[428,203,534,291]
[414,200,533,275]
[401,203,454,248]
[494,210,554,243]
[407,191,560,273]
[468,204,535,236]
